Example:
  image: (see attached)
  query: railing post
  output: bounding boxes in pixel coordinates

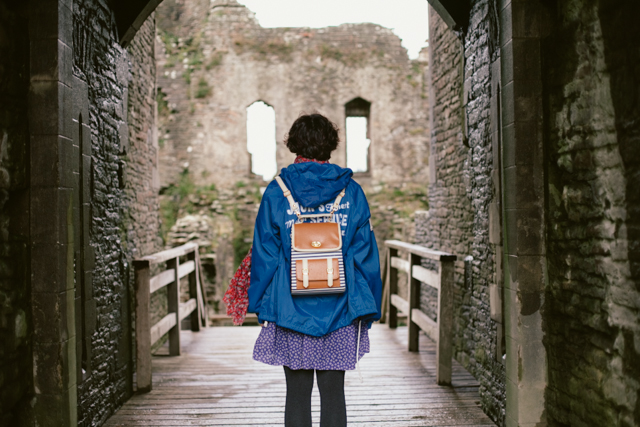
[408,253,421,352]
[167,257,181,356]
[437,259,454,385]
[134,260,152,392]
[195,251,209,327]
[387,247,399,329]
[187,251,201,331]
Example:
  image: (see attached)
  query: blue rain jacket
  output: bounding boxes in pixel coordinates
[247,162,383,337]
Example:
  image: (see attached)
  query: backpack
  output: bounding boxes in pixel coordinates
[275,176,347,296]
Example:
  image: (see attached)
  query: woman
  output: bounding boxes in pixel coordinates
[226,113,382,427]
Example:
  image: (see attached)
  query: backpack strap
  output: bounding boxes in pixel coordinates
[275,176,300,218]
[329,189,346,215]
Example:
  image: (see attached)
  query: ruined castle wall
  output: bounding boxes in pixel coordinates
[543,0,640,425]
[0,1,32,423]
[415,3,505,425]
[155,0,429,189]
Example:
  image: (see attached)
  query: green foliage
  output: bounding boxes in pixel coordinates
[156,89,170,117]
[195,78,211,99]
[231,207,253,266]
[183,69,192,84]
[316,44,366,66]
[159,170,196,238]
[232,34,294,61]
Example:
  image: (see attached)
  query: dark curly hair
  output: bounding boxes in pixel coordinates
[284,113,340,161]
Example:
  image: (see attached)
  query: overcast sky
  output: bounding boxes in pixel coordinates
[236,0,430,59]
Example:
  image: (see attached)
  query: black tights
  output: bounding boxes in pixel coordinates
[283,366,346,427]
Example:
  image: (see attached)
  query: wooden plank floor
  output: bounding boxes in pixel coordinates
[105,325,496,426]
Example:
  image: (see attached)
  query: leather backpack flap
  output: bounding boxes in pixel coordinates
[293,222,341,251]
[296,258,341,289]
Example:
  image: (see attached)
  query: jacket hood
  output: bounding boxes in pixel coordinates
[279,162,353,208]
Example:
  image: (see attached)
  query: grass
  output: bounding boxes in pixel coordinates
[195,78,211,99]
[206,52,225,70]
[232,34,294,61]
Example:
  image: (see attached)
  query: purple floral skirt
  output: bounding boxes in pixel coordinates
[253,321,370,370]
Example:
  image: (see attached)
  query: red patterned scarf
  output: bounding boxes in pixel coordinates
[223,155,329,325]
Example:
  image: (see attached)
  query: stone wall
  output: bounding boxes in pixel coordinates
[0,1,31,424]
[421,0,640,425]
[543,0,640,425]
[415,3,505,424]
[72,2,161,425]
[155,0,430,189]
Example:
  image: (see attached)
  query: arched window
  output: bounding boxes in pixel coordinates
[246,101,277,180]
[345,97,371,173]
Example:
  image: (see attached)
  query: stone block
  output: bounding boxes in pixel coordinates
[32,387,77,427]
[489,202,501,244]
[504,166,516,210]
[32,290,75,344]
[501,39,514,85]
[490,95,500,138]
[30,135,76,188]
[501,80,514,126]
[28,81,73,138]
[505,334,519,381]
[512,38,541,82]
[516,207,544,255]
[33,338,76,394]
[515,164,544,210]
[72,76,90,122]
[496,245,504,284]
[504,286,520,339]
[81,124,92,156]
[504,121,541,168]
[490,283,503,321]
[30,187,72,242]
[510,0,551,39]
[28,0,73,44]
[491,58,501,95]
[507,252,518,285]
[30,39,72,84]
[517,255,544,293]
[6,191,30,239]
[513,79,542,123]
[31,243,72,293]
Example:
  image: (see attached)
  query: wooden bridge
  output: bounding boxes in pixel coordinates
[105,241,496,426]
[105,325,495,426]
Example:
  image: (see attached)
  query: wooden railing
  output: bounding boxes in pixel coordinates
[133,242,208,392]
[382,240,457,385]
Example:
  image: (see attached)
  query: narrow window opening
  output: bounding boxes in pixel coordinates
[74,114,91,382]
[345,97,371,173]
[246,101,277,181]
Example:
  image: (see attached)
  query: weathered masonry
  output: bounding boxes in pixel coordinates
[419,0,640,426]
[0,0,161,425]
[155,0,430,188]
[1,0,638,426]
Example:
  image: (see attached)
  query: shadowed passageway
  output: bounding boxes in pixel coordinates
[105,325,495,426]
